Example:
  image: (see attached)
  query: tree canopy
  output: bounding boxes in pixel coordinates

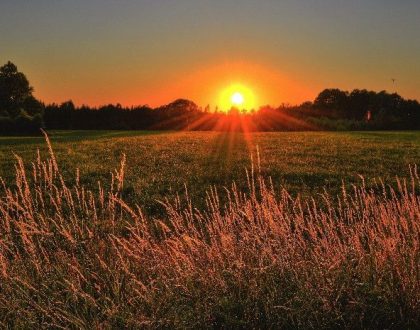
[0,61,44,133]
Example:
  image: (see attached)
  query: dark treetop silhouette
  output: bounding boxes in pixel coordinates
[0,62,44,134]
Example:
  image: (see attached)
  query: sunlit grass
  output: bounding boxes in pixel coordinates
[0,130,418,217]
[0,133,418,328]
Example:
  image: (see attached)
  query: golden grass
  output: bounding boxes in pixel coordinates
[0,132,419,328]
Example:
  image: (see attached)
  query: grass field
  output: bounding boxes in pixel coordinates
[0,130,419,328]
[0,130,419,216]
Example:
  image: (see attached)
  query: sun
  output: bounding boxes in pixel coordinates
[231,92,244,106]
[218,83,257,112]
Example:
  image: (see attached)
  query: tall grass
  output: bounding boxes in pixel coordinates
[0,133,419,328]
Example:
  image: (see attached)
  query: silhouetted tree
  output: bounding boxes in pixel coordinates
[0,61,44,134]
[314,89,349,115]
[347,89,375,120]
[0,62,33,115]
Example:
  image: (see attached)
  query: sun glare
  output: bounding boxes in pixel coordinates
[219,83,257,112]
[231,92,244,106]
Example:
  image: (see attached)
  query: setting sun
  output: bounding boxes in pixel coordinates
[219,83,257,112]
[231,92,244,106]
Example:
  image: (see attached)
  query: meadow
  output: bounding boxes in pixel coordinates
[0,130,419,328]
[0,130,419,216]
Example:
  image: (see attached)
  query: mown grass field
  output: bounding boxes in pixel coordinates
[0,130,419,328]
[0,130,419,216]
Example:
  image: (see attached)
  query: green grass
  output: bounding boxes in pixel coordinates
[0,130,419,328]
[0,130,419,216]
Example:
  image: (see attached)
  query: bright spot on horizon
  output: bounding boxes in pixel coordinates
[231,92,244,106]
[219,83,257,112]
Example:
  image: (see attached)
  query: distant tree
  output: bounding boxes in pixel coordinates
[0,62,34,116]
[60,100,76,112]
[347,89,375,120]
[163,99,199,113]
[0,61,44,134]
[314,89,349,115]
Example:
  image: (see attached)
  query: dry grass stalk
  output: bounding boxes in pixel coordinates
[0,134,418,328]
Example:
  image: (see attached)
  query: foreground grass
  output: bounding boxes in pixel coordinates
[0,130,419,217]
[0,134,419,328]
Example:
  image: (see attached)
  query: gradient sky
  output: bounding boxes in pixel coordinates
[1,0,420,108]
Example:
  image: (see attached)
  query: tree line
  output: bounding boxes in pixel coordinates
[1,61,419,134]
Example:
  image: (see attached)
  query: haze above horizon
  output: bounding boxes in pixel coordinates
[1,0,420,108]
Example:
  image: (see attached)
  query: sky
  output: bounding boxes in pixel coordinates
[1,0,420,109]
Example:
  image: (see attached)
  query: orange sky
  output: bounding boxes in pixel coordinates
[2,1,420,109]
[23,58,321,110]
[139,61,315,110]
